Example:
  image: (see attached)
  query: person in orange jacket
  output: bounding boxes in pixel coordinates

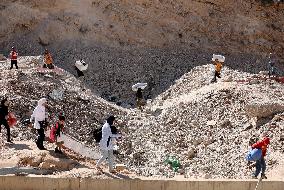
[9,47,18,69]
[251,134,270,179]
[211,54,225,83]
[44,49,54,69]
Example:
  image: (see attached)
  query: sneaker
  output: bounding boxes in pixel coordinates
[261,174,267,179]
[55,148,60,153]
[252,175,258,179]
[58,149,63,154]
[110,170,117,174]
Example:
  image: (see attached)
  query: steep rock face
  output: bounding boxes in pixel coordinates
[0,0,283,105]
[0,0,283,54]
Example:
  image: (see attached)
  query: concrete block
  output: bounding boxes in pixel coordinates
[136,180,163,190]
[164,180,188,190]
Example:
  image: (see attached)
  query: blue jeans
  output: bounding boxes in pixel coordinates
[255,157,266,177]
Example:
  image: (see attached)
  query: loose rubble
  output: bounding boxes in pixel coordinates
[1,57,284,180]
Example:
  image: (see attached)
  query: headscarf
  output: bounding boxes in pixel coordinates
[1,98,7,106]
[37,98,47,106]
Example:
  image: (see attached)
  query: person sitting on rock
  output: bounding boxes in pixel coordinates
[43,49,54,69]
[136,88,143,110]
[96,116,121,173]
[211,54,225,83]
[251,133,270,179]
[9,47,18,70]
[0,98,12,143]
[30,98,48,150]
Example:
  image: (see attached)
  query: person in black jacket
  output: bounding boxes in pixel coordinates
[0,98,11,142]
[136,88,143,110]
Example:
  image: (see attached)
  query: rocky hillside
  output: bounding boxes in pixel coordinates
[118,65,284,178]
[0,56,128,143]
[0,0,283,105]
[1,57,283,179]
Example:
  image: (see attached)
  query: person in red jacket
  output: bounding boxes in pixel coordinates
[251,135,270,179]
[9,47,18,69]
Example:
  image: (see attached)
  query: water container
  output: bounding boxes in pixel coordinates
[246,148,262,161]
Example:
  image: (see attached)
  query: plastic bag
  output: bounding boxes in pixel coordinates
[7,112,17,127]
[165,156,181,172]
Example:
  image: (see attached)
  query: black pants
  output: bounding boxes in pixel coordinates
[36,121,46,149]
[0,119,11,142]
[10,60,18,69]
[75,67,84,77]
[211,71,221,83]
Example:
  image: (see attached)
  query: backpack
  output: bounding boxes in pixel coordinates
[110,125,118,134]
[93,127,102,143]
[246,148,262,161]
[93,125,117,143]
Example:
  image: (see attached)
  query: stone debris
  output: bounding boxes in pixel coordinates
[49,88,64,101]
[0,57,284,179]
[118,65,284,179]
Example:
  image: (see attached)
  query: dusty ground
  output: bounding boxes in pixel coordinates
[0,140,283,180]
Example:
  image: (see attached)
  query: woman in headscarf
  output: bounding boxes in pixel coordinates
[0,98,11,142]
[96,115,121,173]
[30,98,48,150]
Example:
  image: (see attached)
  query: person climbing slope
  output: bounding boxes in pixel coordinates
[211,54,225,83]
[30,98,48,150]
[9,47,18,69]
[44,49,54,69]
[0,98,12,143]
[251,133,270,179]
[50,113,65,154]
[96,116,121,173]
[75,59,88,78]
[268,53,276,78]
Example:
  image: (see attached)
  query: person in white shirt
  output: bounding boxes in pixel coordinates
[96,116,121,173]
[30,98,48,150]
[75,59,88,78]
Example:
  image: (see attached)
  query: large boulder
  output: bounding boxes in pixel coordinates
[245,101,284,118]
[39,155,77,170]
[18,152,77,171]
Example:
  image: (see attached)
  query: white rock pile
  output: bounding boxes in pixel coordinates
[1,57,284,179]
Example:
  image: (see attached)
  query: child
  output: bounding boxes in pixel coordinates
[50,114,65,154]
